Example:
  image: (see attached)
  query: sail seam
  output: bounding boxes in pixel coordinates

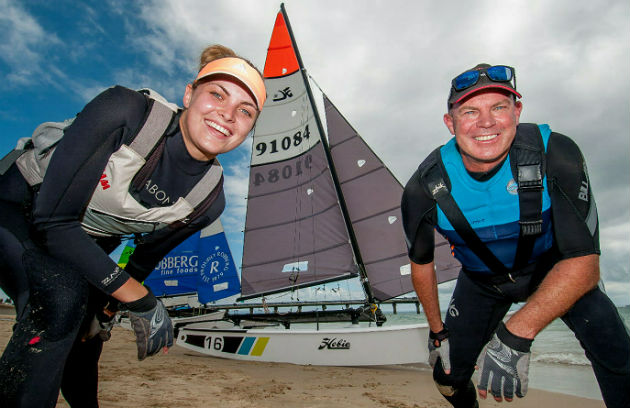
[239,272,358,300]
[244,202,342,232]
[363,252,409,266]
[242,241,352,268]
[338,165,385,186]
[251,100,313,136]
[349,205,401,225]
[328,133,358,149]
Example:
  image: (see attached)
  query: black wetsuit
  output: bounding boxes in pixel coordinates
[0,86,225,407]
[401,128,630,408]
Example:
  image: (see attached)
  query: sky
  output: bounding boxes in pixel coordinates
[1,0,628,307]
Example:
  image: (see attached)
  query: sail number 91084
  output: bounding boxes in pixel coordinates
[255,125,311,156]
[253,155,313,186]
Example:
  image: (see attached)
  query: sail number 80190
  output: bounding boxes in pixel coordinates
[255,125,311,156]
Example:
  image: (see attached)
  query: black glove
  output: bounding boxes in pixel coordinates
[124,288,173,361]
[428,324,451,373]
[477,322,533,400]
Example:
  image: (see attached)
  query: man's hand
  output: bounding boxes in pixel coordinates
[428,324,451,374]
[477,322,532,402]
[124,289,174,360]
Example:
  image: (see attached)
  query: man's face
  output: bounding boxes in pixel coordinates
[443,90,522,173]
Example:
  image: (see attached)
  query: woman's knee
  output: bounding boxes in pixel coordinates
[22,248,89,340]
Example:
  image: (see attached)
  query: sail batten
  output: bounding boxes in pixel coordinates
[245,202,342,232]
[339,166,386,186]
[242,241,353,269]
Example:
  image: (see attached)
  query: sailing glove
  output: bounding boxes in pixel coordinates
[428,324,451,373]
[124,288,174,361]
[477,322,533,400]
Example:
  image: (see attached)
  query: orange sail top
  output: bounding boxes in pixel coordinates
[263,11,300,78]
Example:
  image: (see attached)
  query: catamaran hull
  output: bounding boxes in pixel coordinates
[176,323,430,366]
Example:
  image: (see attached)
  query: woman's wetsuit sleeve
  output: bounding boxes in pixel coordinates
[401,168,438,264]
[124,190,226,282]
[32,86,149,294]
[546,132,600,259]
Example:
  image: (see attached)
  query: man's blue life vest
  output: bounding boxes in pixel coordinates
[418,123,554,276]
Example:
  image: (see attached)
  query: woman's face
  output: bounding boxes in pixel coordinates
[180,76,258,161]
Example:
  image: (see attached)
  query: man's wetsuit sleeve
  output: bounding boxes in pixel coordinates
[124,190,226,282]
[32,86,149,294]
[546,132,600,259]
[401,168,438,264]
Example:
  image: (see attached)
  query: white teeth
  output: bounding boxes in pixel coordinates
[206,120,230,136]
[475,134,497,141]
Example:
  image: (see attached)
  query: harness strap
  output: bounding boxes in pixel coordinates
[0,149,26,175]
[184,159,224,209]
[511,124,545,270]
[422,149,511,275]
[129,100,175,158]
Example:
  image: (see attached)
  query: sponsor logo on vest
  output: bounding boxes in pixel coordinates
[506,179,518,195]
[319,337,351,350]
[100,173,111,190]
[578,180,588,202]
[200,251,231,289]
[431,181,447,197]
[144,179,171,205]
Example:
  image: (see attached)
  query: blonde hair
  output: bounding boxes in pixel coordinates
[195,44,263,86]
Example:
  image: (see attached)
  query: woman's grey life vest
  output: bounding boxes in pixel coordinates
[11,89,223,237]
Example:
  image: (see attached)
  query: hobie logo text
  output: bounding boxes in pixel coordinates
[318,337,351,350]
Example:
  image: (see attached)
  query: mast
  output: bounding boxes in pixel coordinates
[279,4,376,304]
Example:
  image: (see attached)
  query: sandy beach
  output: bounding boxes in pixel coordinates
[0,306,605,408]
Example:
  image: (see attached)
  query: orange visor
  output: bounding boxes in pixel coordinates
[195,57,266,111]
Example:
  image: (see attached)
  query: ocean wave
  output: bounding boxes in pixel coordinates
[532,352,591,366]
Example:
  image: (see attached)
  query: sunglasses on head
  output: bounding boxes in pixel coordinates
[451,65,516,91]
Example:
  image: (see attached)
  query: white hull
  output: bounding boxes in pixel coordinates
[177,323,429,366]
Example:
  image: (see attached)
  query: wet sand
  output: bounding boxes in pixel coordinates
[0,308,604,408]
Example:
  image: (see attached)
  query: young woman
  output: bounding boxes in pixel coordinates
[0,44,266,407]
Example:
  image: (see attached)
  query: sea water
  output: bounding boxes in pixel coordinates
[382,305,630,401]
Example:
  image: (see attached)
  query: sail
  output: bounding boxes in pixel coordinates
[239,10,357,300]
[323,96,413,300]
[120,219,240,304]
[324,96,461,298]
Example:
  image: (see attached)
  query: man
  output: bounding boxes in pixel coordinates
[401,63,629,408]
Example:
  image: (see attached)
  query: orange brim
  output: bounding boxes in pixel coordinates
[195,57,266,110]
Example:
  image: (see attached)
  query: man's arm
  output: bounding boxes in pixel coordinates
[411,260,444,333]
[505,254,599,339]
[506,131,602,339]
